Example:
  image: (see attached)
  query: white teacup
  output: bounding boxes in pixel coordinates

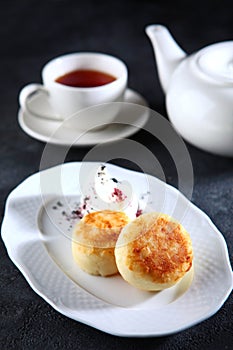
[19,52,128,131]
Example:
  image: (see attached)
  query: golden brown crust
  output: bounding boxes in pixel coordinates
[72,210,130,276]
[83,210,130,229]
[74,210,130,248]
[115,212,193,290]
[127,216,192,284]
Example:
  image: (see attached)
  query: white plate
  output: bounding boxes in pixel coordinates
[1,162,232,337]
[18,89,149,146]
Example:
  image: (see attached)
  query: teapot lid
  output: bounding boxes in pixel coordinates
[195,42,233,85]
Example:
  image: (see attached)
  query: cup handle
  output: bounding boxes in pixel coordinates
[19,83,63,121]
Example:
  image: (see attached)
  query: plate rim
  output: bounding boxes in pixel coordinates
[1,162,233,337]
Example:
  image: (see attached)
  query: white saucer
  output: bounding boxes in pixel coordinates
[18,89,149,147]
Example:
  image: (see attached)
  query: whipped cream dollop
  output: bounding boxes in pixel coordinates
[76,164,140,219]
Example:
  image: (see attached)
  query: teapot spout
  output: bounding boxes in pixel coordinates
[146,24,186,93]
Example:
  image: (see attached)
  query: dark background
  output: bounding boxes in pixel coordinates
[0,0,232,349]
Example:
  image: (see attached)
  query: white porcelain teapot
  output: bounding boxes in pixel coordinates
[146,24,233,157]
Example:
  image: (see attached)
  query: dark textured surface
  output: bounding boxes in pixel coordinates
[0,0,233,349]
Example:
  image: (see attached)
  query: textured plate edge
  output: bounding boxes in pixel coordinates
[1,161,233,337]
